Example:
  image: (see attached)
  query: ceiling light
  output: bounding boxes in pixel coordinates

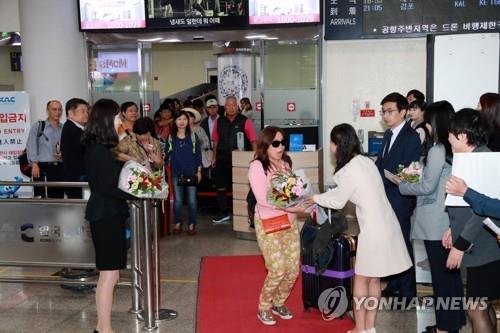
[245,35,268,39]
[264,37,279,40]
[137,37,163,42]
[161,38,181,43]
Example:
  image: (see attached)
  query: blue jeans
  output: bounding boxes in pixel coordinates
[172,173,198,226]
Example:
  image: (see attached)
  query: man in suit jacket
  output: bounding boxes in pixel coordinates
[375,92,421,298]
[60,98,89,199]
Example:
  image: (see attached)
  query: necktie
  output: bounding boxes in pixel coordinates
[383,130,393,158]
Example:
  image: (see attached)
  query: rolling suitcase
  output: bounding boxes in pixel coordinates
[300,209,356,314]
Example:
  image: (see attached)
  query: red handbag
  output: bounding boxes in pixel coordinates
[261,214,291,234]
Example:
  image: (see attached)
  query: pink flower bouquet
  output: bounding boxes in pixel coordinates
[397,161,422,184]
[267,169,310,208]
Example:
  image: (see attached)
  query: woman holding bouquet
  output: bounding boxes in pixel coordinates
[114,117,164,171]
[166,111,202,235]
[248,126,307,326]
[82,99,135,333]
[305,124,412,333]
[397,101,465,333]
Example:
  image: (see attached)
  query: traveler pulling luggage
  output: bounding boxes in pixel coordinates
[300,207,356,317]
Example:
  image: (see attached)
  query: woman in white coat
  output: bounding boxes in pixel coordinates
[305,124,412,333]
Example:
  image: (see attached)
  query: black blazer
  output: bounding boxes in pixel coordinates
[85,144,134,221]
[375,122,421,220]
[61,120,85,181]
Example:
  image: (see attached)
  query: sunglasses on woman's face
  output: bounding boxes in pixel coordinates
[271,140,286,148]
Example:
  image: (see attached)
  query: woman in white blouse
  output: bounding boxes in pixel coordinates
[305,124,412,333]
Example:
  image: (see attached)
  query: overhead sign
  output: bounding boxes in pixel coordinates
[96,51,138,74]
[325,0,500,40]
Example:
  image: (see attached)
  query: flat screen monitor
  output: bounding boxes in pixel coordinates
[147,0,247,29]
[79,0,146,30]
[249,0,320,25]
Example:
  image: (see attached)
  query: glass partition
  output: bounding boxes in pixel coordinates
[259,38,320,145]
[87,43,158,116]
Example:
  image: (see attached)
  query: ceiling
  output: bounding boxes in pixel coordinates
[85,26,321,44]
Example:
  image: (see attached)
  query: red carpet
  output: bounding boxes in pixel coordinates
[197,255,354,333]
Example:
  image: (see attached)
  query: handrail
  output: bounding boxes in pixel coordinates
[0,180,88,187]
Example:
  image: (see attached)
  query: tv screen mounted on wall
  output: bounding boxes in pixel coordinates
[79,0,146,30]
[248,0,320,25]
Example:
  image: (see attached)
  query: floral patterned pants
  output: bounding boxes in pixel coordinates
[254,218,301,311]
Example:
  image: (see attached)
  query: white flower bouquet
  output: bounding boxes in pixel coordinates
[118,160,168,199]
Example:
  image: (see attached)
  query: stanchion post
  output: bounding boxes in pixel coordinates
[151,200,177,321]
[129,201,142,314]
[140,199,158,331]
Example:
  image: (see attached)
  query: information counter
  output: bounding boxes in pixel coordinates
[231,150,323,238]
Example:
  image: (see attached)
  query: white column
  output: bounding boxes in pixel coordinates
[19,0,89,122]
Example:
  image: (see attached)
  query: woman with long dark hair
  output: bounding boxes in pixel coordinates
[478,92,500,151]
[166,111,202,235]
[248,126,306,326]
[305,124,412,333]
[82,99,135,333]
[398,101,465,333]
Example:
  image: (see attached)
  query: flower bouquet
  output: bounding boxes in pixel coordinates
[397,161,422,184]
[267,169,310,208]
[118,160,168,199]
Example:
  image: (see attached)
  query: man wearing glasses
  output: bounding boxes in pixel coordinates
[26,100,64,198]
[375,92,421,302]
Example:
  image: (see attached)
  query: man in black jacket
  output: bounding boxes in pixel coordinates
[60,98,89,198]
[211,95,257,223]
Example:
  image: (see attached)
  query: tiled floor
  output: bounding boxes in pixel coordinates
[0,211,485,333]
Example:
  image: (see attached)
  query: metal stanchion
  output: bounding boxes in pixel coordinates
[140,199,158,331]
[151,200,177,321]
[129,201,142,315]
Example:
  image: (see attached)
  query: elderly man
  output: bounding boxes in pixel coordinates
[26,100,64,198]
[211,95,257,224]
[61,98,89,199]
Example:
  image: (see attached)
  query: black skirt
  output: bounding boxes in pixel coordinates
[89,215,127,271]
[467,259,500,300]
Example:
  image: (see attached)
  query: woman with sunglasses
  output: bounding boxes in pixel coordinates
[305,124,412,333]
[248,126,307,326]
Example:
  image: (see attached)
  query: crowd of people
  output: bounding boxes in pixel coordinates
[23,90,499,333]
[248,90,499,333]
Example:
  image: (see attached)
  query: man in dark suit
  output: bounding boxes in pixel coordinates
[60,98,89,199]
[375,92,421,299]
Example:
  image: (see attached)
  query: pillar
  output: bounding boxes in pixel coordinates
[19,0,89,122]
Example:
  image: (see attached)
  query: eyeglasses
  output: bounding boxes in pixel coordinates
[271,140,286,148]
[380,109,399,116]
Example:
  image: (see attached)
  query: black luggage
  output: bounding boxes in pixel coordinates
[300,209,356,315]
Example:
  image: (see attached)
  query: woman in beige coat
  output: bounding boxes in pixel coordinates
[306,124,411,333]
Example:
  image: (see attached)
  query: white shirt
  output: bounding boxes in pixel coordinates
[389,120,406,151]
[69,119,85,130]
